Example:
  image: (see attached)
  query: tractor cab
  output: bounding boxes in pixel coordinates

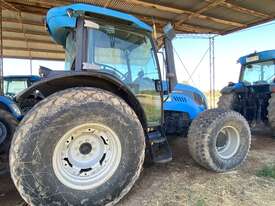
[24,4,163,127]
[4,75,41,98]
[239,50,275,89]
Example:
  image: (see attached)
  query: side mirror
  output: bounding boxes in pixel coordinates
[163,23,176,41]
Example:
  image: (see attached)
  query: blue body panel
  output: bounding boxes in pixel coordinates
[163,83,207,120]
[0,96,22,120]
[46,3,152,46]
[238,50,275,65]
[4,75,41,82]
[232,82,245,89]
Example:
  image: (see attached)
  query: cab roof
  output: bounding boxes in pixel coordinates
[46,3,152,47]
[238,50,275,65]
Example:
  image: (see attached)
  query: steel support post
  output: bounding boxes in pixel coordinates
[209,37,215,108]
[0,7,3,96]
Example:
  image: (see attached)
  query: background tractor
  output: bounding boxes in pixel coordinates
[4,75,42,114]
[0,75,40,174]
[4,75,41,98]
[9,4,251,206]
[218,50,275,135]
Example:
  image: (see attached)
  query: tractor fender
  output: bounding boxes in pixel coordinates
[221,82,245,94]
[220,86,234,94]
[0,96,22,120]
[15,71,147,128]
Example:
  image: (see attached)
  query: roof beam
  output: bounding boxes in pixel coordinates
[140,16,220,34]
[3,1,49,14]
[124,0,244,27]
[3,46,64,54]
[3,36,56,45]
[176,0,226,25]
[2,27,49,36]
[3,55,64,61]
[5,0,65,9]
[205,0,270,19]
[2,17,43,27]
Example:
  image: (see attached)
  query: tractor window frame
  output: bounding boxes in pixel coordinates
[239,60,275,84]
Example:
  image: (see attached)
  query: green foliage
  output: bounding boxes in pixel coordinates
[256,165,275,179]
[196,199,206,206]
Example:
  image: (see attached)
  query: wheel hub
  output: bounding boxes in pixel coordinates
[53,123,121,190]
[215,126,240,159]
[79,142,92,155]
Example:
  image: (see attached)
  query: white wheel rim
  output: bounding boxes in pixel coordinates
[53,123,122,190]
[215,126,240,159]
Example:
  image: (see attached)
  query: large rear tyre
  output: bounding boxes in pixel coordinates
[10,87,145,206]
[188,109,251,172]
[217,93,235,110]
[268,93,275,136]
[0,109,18,175]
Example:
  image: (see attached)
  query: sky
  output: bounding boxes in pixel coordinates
[173,21,275,91]
[3,20,275,92]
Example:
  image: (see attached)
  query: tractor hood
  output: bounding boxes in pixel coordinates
[173,83,205,98]
[163,81,205,98]
[238,50,275,65]
[46,3,152,47]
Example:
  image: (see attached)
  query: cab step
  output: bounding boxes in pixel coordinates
[148,130,172,163]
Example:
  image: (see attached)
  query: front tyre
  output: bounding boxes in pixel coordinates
[268,93,275,137]
[10,87,145,206]
[188,109,251,172]
[0,109,18,175]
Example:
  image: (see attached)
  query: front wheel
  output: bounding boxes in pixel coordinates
[268,93,275,137]
[0,109,18,175]
[10,87,145,206]
[188,109,251,172]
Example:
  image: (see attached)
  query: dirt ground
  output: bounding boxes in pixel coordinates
[1,135,275,206]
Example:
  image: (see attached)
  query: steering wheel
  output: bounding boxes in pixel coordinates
[98,64,129,81]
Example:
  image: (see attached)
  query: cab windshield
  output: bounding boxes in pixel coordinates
[86,24,159,85]
[240,60,275,84]
[4,79,28,97]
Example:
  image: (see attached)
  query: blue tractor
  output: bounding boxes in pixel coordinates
[9,4,250,206]
[218,50,275,135]
[0,94,21,174]
[0,75,40,174]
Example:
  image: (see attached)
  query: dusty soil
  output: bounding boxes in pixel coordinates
[1,135,275,206]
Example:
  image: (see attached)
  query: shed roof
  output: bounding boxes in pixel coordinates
[1,0,275,60]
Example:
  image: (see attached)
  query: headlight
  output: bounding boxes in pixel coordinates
[11,103,22,116]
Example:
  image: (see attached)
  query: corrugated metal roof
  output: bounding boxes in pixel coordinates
[1,0,275,60]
